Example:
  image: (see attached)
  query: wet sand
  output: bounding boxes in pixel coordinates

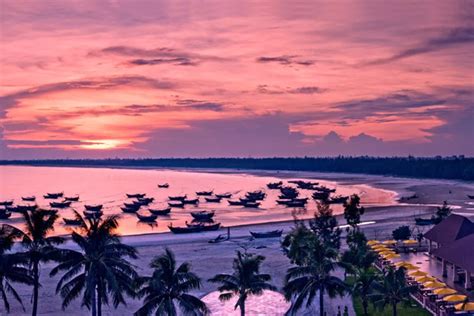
[5,170,474,315]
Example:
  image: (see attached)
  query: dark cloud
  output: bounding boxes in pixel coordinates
[95,45,226,67]
[365,27,474,65]
[256,55,315,66]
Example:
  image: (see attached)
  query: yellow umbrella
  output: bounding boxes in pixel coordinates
[433,288,457,296]
[403,239,418,245]
[443,294,467,302]
[372,245,389,250]
[416,276,436,283]
[384,253,401,260]
[455,302,474,311]
[379,250,395,255]
[383,240,397,245]
[409,270,427,277]
[367,240,380,245]
[394,261,411,267]
[423,281,446,289]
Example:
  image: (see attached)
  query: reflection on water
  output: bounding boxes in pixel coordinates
[0,166,397,236]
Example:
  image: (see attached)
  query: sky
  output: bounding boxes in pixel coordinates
[0,0,473,159]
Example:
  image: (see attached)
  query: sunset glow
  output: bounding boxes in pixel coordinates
[0,1,472,158]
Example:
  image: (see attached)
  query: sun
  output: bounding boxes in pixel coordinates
[80,139,124,150]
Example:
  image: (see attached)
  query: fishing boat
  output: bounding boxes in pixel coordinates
[415,217,434,226]
[126,193,146,198]
[286,200,306,207]
[16,204,38,212]
[84,204,103,212]
[196,190,213,196]
[250,230,283,238]
[191,211,215,220]
[228,200,244,206]
[246,191,266,200]
[243,201,260,208]
[0,200,14,206]
[64,196,80,201]
[83,210,103,219]
[21,196,36,201]
[121,206,138,213]
[43,192,64,199]
[40,209,59,215]
[279,187,299,199]
[468,195,474,199]
[183,198,199,205]
[50,201,72,208]
[267,181,283,189]
[327,195,349,204]
[185,222,221,231]
[168,225,202,234]
[0,211,12,219]
[124,202,141,209]
[169,195,187,201]
[216,193,232,198]
[276,199,292,205]
[63,218,82,225]
[314,186,336,193]
[157,183,169,188]
[136,197,154,205]
[205,196,222,203]
[148,207,171,215]
[312,192,330,200]
[136,212,157,222]
[168,201,185,208]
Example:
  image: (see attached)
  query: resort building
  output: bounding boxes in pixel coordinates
[424,214,474,290]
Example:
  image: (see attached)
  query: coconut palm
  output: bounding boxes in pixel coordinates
[19,210,63,316]
[284,239,346,316]
[351,267,379,316]
[0,225,34,312]
[134,248,208,316]
[209,251,276,316]
[50,211,138,316]
[369,267,416,316]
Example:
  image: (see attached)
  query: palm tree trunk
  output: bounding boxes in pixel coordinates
[97,285,102,316]
[240,300,245,316]
[31,261,39,316]
[392,302,397,316]
[91,284,97,316]
[362,299,368,316]
[319,286,324,316]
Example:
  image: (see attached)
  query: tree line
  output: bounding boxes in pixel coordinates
[1,197,419,316]
[1,156,473,180]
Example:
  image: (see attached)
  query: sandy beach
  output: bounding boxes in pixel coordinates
[4,169,474,315]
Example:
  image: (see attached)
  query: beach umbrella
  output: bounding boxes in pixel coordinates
[455,302,474,311]
[372,245,389,250]
[402,239,418,245]
[383,240,397,245]
[384,253,400,260]
[379,250,395,255]
[367,240,380,245]
[402,264,419,271]
[394,261,411,267]
[443,294,467,302]
[433,288,457,296]
[423,281,446,289]
[416,276,436,283]
[409,270,427,277]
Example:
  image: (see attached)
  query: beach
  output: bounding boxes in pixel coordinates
[3,168,474,315]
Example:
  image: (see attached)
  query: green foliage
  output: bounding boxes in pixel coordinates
[310,202,341,250]
[433,201,452,224]
[392,226,411,241]
[343,195,365,228]
[281,221,316,266]
[135,248,208,316]
[209,251,275,316]
[51,211,138,316]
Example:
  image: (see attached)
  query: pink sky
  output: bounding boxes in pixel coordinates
[0,0,473,158]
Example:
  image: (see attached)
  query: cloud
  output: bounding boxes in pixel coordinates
[129,57,197,66]
[365,27,474,65]
[257,85,324,95]
[256,55,315,66]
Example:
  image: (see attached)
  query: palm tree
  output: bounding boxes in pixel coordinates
[134,248,208,316]
[369,267,416,316]
[351,267,379,316]
[209,251,276,316]
[284,239,346,316]
[50,211,138,316]
[19,210,63,316]
[0,225,34,312]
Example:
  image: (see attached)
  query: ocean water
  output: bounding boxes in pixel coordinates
[0,166,397,236]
